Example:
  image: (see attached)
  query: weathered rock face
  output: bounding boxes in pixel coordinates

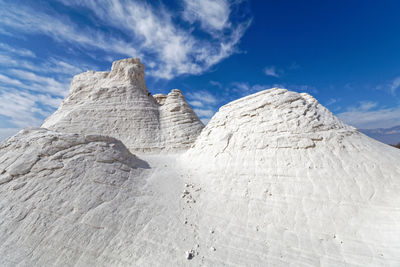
[180,88,400,266]
[185,88,355,160]
[42,58,203,153]
[0,128,151,266]
[1,88,400,266]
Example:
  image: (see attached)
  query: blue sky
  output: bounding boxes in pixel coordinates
[1,0,400,140]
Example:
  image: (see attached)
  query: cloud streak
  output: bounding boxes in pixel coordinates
[187,90,219,123]
[337,101,400,129]
[0,0,251,79]
[0,89,62,129]
[264,66,281,77]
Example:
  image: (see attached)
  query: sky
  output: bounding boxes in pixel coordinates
[1,0,400,140]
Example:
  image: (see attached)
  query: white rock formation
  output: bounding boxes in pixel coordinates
[181,88,400,266]
[1,85,400,266]
[42,58,203,153]
[0,129,205,266]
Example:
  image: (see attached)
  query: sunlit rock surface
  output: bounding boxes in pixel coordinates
[181,88,400,266]
[42,58,204,153]
[1,68,400,266]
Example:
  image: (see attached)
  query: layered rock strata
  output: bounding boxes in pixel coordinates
[42,58,203,153]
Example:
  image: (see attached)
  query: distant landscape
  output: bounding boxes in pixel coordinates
[359,125,400,146]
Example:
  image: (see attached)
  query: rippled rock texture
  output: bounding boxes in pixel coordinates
[42,58,204,153]
[1,70,400,266]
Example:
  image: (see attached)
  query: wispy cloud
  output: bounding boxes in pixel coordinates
[337,101,400,129]
[325,98,339,106]
[0,89,62,129]
[182,0,231,32]
[376,76,400,95]
[390,77,400,95]
[194,108,215,118]
[0,43,36,58]
[187,90,219,123]
[189,101,204,108]
[187,90,218,105]
[0,73,25,87]
[25,0,252,79]
[0,3,140,58]
[228,82,318,98]
[264,66,281,77]
[0,128,21,141]
[210,80,223,88]
[0,70,69,96]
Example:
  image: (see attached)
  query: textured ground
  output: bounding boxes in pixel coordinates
[1,85,400,266]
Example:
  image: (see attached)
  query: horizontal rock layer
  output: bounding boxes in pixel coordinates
[42,58,204,153]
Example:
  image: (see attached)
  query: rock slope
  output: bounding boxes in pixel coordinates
[1,86,400,266]
[42,58,203,153]
[0,128,152,266]
[181,88,400,266]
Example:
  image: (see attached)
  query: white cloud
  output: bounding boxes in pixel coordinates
[210,80,223,88]
[194,108,215,118]
[229,82,318,98]
[187,90,218,121]
[355,101,378,111]
[264,66,280,77]
[1,70,69,96]
[0,43,36,58]
[376,76,400,95]
[187,90,218,105]
[0,73,25,87]
[0,54,37,71]
[189,100,203,108]
[0,128,20,141]
[337,101,400,129]
[0,89,62,128]
[44,58,85,76]
[390,77,400,95]
[0,3,141,58]
[230,82,271,96]
[49,0,251,79]
[325,98,338,106]
[183,0,231,32]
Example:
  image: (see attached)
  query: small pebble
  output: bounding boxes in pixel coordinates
[186,250,195,260]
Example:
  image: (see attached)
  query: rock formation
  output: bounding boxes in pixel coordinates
[1,61,400,266]
[181,88,400,266]
[42,58,204,153]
